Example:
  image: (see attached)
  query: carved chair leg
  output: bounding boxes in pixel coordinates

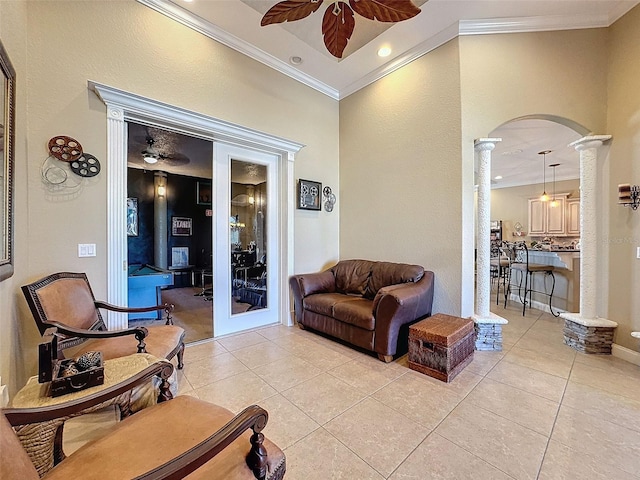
[176,342,185,370]
[246,431,268,480]
[377,354,393,363]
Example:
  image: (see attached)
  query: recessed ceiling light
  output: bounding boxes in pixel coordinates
[377,46,392,57]
[290,56,303,65]
[494,175,503,180]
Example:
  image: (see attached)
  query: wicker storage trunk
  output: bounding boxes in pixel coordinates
[408,314,475,382]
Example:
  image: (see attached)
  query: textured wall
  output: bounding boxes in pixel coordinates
[2,0,339,394]
[606,4,640,349]
[339,39,463,316]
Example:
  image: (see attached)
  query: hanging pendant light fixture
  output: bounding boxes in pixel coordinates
[549,163,560,207]
[539,150,552,202]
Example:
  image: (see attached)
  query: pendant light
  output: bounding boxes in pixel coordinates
[549,163,560,207]
[539,150,551,202]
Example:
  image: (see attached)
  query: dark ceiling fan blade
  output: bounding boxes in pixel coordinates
[160,153,190,166]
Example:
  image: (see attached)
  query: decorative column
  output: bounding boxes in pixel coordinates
[473,138,508,351]
[105,106,128,330]
[154,171,168,269]
[561,135,617,354]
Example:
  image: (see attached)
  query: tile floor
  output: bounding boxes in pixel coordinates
[64,303,640,479]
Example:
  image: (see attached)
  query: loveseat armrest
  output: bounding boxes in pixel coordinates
[289,271,336,323]
[373,271,435,357]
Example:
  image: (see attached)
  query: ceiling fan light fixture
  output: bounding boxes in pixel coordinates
[142,152,158,164]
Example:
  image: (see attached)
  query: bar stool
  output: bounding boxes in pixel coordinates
[504,242,559,316]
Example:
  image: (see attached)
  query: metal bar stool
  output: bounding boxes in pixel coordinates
[504,241,559,316]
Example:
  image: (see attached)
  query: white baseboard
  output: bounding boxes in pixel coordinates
[612,343,640,366]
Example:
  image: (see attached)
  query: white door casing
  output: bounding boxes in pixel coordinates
[90,81,303,331]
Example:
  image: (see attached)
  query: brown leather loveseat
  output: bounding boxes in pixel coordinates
[289,260,434,362]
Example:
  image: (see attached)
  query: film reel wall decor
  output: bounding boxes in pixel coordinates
[42,135,102,191]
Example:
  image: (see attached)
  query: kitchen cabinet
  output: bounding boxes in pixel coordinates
[567,199,580,236]
[528,196,566,236]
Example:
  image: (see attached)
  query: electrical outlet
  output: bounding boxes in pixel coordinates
[637,247,640,259]
[78,244,96,257]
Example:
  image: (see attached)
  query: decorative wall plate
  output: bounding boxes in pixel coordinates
[48,135,83,162]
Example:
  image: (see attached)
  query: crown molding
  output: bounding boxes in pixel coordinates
[459,13,611,36]
[136,0,339,100]
[137,0,635,101]
[339,22,459,99]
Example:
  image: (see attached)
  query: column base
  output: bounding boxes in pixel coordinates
[472,313,508,351]
[560,312,618,354]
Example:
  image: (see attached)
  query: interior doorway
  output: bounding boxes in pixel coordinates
[126,122,215,343]
[92,81,303,334]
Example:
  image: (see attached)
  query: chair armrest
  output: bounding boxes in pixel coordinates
[133,405,269,480]
[49,323,150,354]
[2,360,174,426]
[373,271,435,356]
[95,302,175,326]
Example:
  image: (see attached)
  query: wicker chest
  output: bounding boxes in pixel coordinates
[408,314,475,382]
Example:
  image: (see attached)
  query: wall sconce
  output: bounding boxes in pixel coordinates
[157,185,166,197]
[618,184,639,210]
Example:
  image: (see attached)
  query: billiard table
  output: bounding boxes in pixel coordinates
[128,264,174,320]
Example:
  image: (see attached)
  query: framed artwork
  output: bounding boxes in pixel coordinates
[126,198,138,236]
[0,39,15,281]
[172,216,192,236]
[297,179,322,211]
[197,181,212,205]
[171,247,189,267]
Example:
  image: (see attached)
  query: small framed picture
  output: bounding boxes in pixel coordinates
[297,179,322,211]
[126,198,138,236]
[172,216,192,236]
[197,181,212,205]
[171,247,189,268]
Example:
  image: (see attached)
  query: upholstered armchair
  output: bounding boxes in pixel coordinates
[1,360,286,480]
[22,272,185,369]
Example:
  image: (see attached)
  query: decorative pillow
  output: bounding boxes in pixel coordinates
[332,260,374,295]
[365,262,424,299]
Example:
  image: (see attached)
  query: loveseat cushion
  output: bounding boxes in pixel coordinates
[333,297,375,330]
[364,262,424,299]
[304,293,355,317]
[332,260,374,295]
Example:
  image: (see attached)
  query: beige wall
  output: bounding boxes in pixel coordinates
[340,39,463,315]
[491,179,580,242]
[0,0,29,399]
[0,0,340,395]
[607,4,640,349]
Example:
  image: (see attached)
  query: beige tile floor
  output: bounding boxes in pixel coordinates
[63,302,640,479]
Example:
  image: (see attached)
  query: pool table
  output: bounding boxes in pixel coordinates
[128,264,174,320]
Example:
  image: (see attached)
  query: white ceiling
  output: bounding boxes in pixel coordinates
[139,0,638,99]
[133,0,637,186]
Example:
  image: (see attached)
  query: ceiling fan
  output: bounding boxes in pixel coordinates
[140,135,190,167]
[261,0,422,58]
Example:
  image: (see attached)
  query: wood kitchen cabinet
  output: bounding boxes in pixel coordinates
[528,196,567,236]
[567,199,580,236]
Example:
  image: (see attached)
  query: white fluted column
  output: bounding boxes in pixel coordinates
[473,138,507,350]
[106,106,128,330]
[561,135,617,353]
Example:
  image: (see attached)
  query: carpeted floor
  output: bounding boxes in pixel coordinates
[130,287,252,344]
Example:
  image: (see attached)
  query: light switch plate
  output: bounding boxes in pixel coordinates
[637,247,640,259]
[78,244,96,257]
